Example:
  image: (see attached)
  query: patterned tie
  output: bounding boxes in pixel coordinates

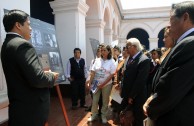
[127,57,133,65]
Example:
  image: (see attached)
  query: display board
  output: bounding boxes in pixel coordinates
[30,18,65,83]
[89,38,100,58]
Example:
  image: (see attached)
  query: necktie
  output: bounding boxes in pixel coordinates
[127,57,133,65]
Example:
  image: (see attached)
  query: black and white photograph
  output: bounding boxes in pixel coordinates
[49,52,60,70]
[38,54,50,70]
[31,29,43,47]
[44,33,57,48]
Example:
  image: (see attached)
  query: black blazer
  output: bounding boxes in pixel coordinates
[121,52,150,100]
[148,32,194,126]
[121,52,150,126]
[1,34,55,126]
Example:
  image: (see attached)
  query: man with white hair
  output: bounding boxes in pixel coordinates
[120,38,150,126]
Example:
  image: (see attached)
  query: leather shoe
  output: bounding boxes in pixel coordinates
[80,105,88,108]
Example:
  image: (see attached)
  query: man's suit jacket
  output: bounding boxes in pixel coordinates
[121,52,150,100]
[147,32,194,126]
[1,34,55,126]
[121,52,150,126]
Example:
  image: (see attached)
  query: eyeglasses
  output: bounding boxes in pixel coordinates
[126,45,132,49]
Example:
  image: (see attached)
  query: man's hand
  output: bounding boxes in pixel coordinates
[128,98,133,105]
[44,70,59,81]
[52,72,59,81]
[68,77,73,82]
[143,95,154,116]
[44,69,51,74]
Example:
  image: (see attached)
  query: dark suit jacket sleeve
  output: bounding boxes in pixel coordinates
[16,42,55,88]
[128,58,150,99]
[147,39,194,120]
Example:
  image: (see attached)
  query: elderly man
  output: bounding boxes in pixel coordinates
[121,38,150,126]
[143,1,194,126]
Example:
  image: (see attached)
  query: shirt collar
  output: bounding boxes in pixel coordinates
[74,57,81,61]
[177,28,194,44]
[7,32,23,38]
[151,59,157,66]
[132,51,141,59]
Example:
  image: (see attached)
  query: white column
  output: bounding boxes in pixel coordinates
[0,61,9,109]
[85,19,105,66]
[0,21,9,110]
[50,0,89,81]
[0,0,30,122]
[0,38,9,125]
[104,28,113,45]
[149,38,159,50]
[112,34,118,41]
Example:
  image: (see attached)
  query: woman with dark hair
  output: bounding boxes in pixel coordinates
[88,45,116,124]
[160,26,176,62]
[146,48,162,98]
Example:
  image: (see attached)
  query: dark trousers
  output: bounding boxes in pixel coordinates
[121,94,146,126]
[71,79,86,106]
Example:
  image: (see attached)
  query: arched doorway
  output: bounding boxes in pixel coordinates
[158,28,165,48]
[127,28,149,50]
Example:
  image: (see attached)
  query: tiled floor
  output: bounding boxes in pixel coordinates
[0,94,120,126]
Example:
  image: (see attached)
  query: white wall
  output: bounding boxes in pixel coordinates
[77,12,87,60]
[120,18,169,50]
[0,0,30,122]
[119,6,170,50]
[50,0,89,84]
[0,0,30,43]
[85,0,120,66]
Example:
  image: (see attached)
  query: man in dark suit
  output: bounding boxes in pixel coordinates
[1,9,59,126]
[121,38,150,126]
[143,1,194,126]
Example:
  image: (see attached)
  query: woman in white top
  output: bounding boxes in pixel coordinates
[88,45,116,124]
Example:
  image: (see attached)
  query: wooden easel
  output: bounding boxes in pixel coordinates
[45,84,70,126]
[55,84,70,126]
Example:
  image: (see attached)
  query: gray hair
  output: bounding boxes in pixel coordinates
[126,38,143,51]
[171,1,194,24]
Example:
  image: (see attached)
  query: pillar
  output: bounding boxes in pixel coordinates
[149,38,159,50]
[85,19,105,66]
[50,0,89,80]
